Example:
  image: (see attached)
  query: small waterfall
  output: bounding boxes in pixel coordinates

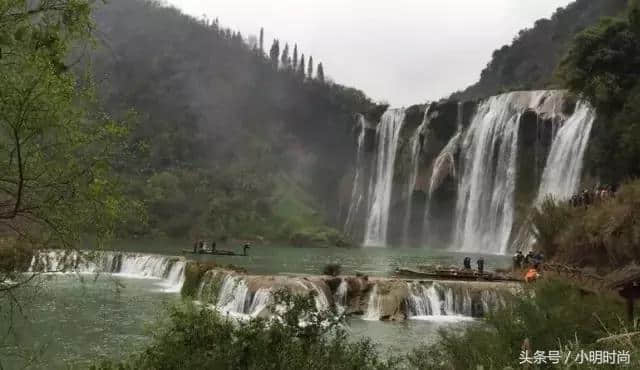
[454,92,552,254]
[364,285,382,320]
[334,279,349,311]
[364,109,406,247]
[344,114,370,235]
[217,275,250,314]
[406,282,502,320]
[536,101,596,201]
[402,117,426,245]
[248,288,272,317]
[429,132,461,196]
[28,250,186,292]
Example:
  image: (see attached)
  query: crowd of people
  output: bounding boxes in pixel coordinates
[568,184,617,208]
[513,250,544,282]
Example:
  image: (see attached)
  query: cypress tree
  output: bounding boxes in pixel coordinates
[298,54,306,78]
[269,39,280,68]
[307,56,313,79]
[317,62,325,82]
[281,43,290,69]
[292,44,298,70]
[259,27,264,54]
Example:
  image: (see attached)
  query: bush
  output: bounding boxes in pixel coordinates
[323,263,341,277]
[93,290,396,370]
[531,180,640,270]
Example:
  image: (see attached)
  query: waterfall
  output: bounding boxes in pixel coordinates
[217,275,250,314]
[402,118,426,245]
[28,250,186,292]
[364,285,382,320]
[248,288,273,317]
[344,114,370,234]
[405,282,500,320]
[536,101,596,201]
[364,109,406,246]
[453,92,552,255]
[334,279,349,312]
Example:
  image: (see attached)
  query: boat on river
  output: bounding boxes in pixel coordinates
[394,267,521,282]
[181,249,246,256]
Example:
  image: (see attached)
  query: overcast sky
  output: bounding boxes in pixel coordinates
[168,0,573,106]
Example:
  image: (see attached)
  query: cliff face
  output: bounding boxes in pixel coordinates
[345,90,593,253]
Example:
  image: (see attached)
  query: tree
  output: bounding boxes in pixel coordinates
[269,39,280,68]
[292,44,298,70]
[298,53,306,79]
[281,43,290,69]
[307,56,314,79]
[0,0,129,321]
[259,27,264,54]
[559,1,640,182]
[317,62,325,82]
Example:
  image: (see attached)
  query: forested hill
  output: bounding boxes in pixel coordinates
[88,0,379,242]
[450,0,628,101]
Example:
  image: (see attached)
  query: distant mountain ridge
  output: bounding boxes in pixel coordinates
[450,0,628,102]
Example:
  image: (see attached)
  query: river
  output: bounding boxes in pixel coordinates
[1,242,510,369]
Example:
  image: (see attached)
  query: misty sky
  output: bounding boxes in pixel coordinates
[168,0,573,106]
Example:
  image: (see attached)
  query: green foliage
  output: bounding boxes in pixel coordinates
[531,180,640,269]
[530,196,575,259]
[0,0,130,281]
[88,0,377,241]
[559,2,640,182]
[94,291,395,370]
[410,279,637,369]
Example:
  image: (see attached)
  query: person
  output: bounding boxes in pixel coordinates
[525,264,540,283]
[193,240,198,253]
[210,241,217,251]
[477,257,484,274]
[242,243,251,256]
[513,251,524,269]
[463,257,471,270]
[198,240,205,254]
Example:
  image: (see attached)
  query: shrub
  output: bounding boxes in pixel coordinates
[322,263,341,277]
[93,290,396,370]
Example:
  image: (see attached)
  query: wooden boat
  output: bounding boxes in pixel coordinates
[394,267,521,282]
[181,249,246,257]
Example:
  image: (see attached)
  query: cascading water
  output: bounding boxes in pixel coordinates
[364,109,406,246]
[364,285,382,320]
[454,92,552,254]
[28,250,186,292]
[344,114,370,235]
[217,275,250,314]
[405,282,498,320]
[536,101,596,201]
[248,288,272,317]
[402,118,426,245]
[334,279,349,311]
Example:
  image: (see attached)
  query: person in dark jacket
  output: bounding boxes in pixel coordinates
[477,257,485,274]
[463,257,471,269]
